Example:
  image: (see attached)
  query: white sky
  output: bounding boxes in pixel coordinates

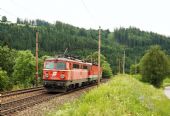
[0,0,170,36]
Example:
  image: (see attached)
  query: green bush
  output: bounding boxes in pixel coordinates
[140,45,170,87]
[102,61,113,78]
[131,74,142,81]
[0,68,11,91]
[12,50,36,88]
[163,77,170,87]
[0,46,16,76]
[130,64,140,74]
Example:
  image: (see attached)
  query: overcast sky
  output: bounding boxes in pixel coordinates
[0,0,170,36]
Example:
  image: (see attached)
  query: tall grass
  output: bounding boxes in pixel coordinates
[47,75,170,116]
[163,78,170,87]
[132,74,170,88]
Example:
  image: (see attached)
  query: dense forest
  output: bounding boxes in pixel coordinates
[1,18,170,74]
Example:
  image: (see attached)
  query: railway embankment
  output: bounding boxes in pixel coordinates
[47,75,170,116]
[4,79,108,116]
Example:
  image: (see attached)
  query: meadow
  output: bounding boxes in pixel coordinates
[47,75,170,116]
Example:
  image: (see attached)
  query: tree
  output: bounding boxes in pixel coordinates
[140,45,170,87]
[102,61,113,78]
[1,16,7,22]
[2,19,170,74]
[12,50,36,87]
[86,52,113,78]
[130,64,140,74]
[17,17,21,24]
[0,68,11,91]
[41,55,51,61]
[0,46,16,76]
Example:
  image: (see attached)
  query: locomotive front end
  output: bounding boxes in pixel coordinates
[43,58,69,92]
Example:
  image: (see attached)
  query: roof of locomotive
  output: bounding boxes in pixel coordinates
[45,57,94,65]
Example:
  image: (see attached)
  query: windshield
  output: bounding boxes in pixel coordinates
[56,62,66,70]
[45,62,55,69]
[45,61,66,70]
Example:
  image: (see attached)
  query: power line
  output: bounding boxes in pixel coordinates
[80,0,98,26]
[80,0,100,43]
[81,0,93,18]
[0,0,34,20]
[0,8,18,18]
[8,0,33,17]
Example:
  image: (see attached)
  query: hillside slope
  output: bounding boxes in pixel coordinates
[47,75,170,116]
[1,21,170,73]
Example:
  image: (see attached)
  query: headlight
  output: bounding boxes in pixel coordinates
[60,74,65,79]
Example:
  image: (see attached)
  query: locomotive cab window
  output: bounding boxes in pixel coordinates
[45,62,55,69]
[56,62,66,70]
[73,64,79,69]
[83,66,88,69]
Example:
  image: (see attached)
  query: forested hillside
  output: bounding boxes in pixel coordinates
[0,20,170,73]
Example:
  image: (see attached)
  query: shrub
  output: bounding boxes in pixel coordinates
[102,61,113,78]
[0,68,11,91]
[140,45,170,87]
[130,64,140,74]
[12,50,36,88]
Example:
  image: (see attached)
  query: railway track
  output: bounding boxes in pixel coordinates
[1,86,44,98]
[1,86,45,104]
[0,79,109,116]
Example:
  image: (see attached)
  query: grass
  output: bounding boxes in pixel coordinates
[163,78,170,87]
[131,74,142,81]
[47,75,170,116]
[132,74,170,88]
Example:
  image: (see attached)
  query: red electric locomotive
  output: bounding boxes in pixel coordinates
[43,56,102,92]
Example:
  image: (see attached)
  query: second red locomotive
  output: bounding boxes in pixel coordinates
[43,56,102,92]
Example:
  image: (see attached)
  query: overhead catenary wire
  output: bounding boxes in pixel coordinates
[80,0,101,43]
[8,0,34,18]
[80,0,94,19]
[0,7,18,18]
[80,0,99,27]
[1,0,38,22]
[80,0,101,86]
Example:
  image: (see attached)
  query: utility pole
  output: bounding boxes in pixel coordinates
[91,52,93,63]
[135,57,137,74]
[119,58,120,74]
[123,50,125,74]
[36,32,39,87]
[98,26,101,86]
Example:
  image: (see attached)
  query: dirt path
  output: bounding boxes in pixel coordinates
[164,86,170,99]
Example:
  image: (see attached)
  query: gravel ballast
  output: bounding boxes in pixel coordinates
[15,86,96,116]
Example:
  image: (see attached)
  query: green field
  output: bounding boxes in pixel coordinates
[47,75,170,116]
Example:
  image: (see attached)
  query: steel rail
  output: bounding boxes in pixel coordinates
[0,79,109,116]
[1,86,44,98]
